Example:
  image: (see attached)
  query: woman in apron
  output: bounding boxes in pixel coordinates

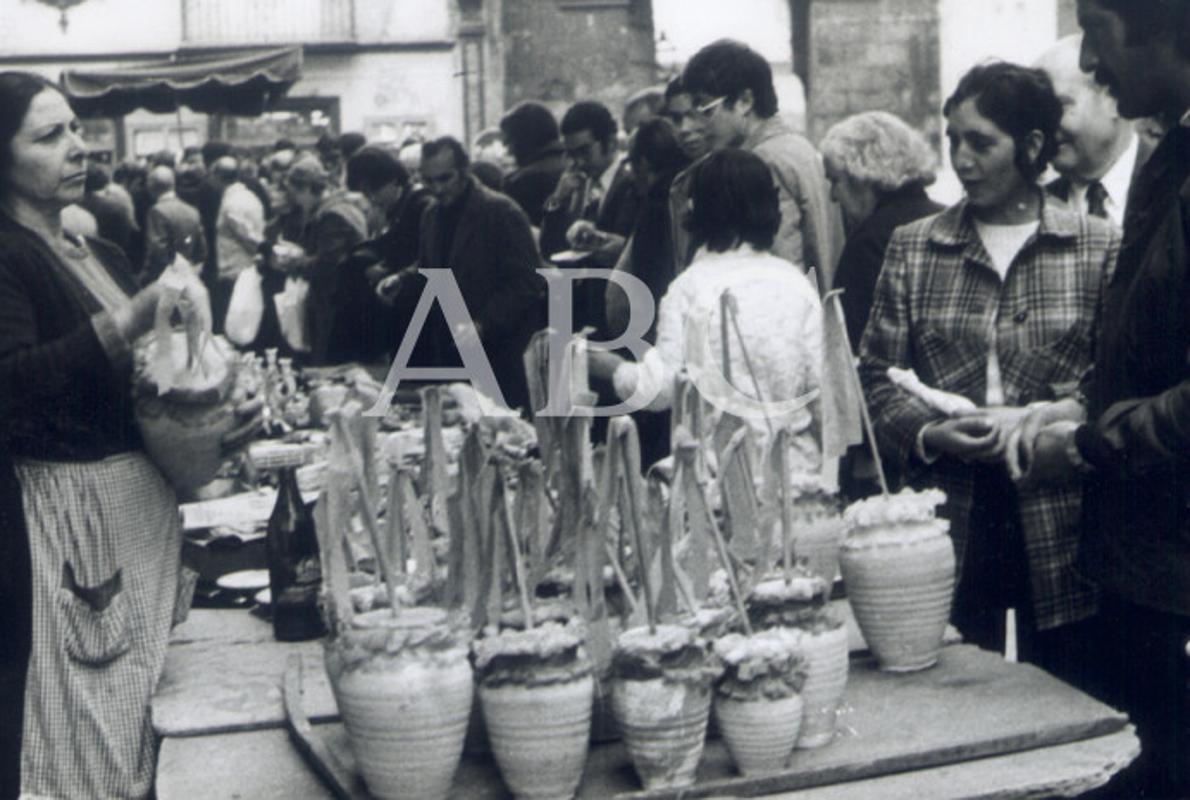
[0,72,252,799]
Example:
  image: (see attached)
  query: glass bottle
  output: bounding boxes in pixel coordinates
[266,466,326,641]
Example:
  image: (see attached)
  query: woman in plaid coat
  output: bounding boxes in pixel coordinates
[858,62,1119,687]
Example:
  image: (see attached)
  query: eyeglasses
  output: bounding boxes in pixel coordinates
[695,96,728,119]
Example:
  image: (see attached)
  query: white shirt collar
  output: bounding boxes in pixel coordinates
[1069,132,1137,227]
[1099,132,1138,226]
[597,153,622,194]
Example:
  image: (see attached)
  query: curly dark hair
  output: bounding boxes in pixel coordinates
[560,101,617,150]
[686,148,780,254]
[943,61,1063,182]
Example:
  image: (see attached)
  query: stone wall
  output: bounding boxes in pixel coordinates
[806,0,941,147]
[1057,0,1079,37]
[501,0,658,122]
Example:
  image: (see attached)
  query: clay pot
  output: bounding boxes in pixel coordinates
[715,694,804,775]
[611,677,711,790]
[797,516,845,585]
[134,333,238,494]
[840,526,955,672]
[480,674,594,799]
[325,611,472,800]
[136,392,236,493]
[795,624,849,748]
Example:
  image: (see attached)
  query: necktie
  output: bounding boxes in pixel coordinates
[1086,181,1109,219]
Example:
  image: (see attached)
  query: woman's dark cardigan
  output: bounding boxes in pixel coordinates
[0,214,139,799]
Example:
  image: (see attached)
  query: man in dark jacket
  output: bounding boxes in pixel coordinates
[539,100,638,263]
[142,165,206,283]
[383,137,543,412]
[1020,2,1190,795]
[337,146,433,362]
[500,101,566,227]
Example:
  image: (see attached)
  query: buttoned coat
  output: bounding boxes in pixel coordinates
[415,177,545,411]
[1076,125,1190,616]
[858,197,1119,630]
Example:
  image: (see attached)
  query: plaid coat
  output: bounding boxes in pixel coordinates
[858,198,1120,630]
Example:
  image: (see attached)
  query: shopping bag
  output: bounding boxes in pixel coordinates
[224,265,264,346]
[275,276,312,353]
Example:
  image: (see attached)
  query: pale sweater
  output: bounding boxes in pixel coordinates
[613,244,823,472]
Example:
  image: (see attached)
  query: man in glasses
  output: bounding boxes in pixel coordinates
[682,39,842,286]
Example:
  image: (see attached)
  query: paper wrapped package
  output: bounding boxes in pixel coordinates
[133,258,238,493]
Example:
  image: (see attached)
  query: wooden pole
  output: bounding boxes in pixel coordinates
[616,427,656,634]
[691,468,754,636]
[776,429,795,585]
[497,477,535,631]
[827,291,890,496]
[329,413,401,616]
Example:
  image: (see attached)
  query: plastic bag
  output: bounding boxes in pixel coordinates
[274,276,311,353]
[224,265,264,346]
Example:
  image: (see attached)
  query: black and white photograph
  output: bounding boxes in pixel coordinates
[0,0,1186,797]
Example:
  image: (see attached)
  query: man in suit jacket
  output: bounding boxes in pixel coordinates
[388,137,543,412]
[142,165,206,283]
[1037,34,1148,226]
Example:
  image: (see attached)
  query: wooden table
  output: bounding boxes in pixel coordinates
[153,610,1138,799]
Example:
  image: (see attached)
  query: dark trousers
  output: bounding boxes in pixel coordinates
[1087,595,1190,799]
[951,467,1101,691]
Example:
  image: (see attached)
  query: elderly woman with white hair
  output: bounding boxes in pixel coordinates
[820,111,943,347]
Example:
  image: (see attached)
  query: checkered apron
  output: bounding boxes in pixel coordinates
[15,453,180,800]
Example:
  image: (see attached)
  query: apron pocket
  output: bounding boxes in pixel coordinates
[58,562,131,667]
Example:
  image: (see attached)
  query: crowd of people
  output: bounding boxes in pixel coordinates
[0,0,1188,796]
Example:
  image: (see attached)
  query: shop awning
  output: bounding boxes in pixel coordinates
[61,46,303,117]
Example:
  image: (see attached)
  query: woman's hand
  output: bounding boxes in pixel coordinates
[111,281,164,343]
[968,405,1032,462]
[921,416,999,462]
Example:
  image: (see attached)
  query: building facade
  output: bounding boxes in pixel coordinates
[0,0,478,157]
[0,0,1082,169]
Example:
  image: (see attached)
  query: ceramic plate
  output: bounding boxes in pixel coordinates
[216,569,270,593]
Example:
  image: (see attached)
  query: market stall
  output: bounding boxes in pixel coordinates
[146,337,1138,800]
[151,610,1137,799]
